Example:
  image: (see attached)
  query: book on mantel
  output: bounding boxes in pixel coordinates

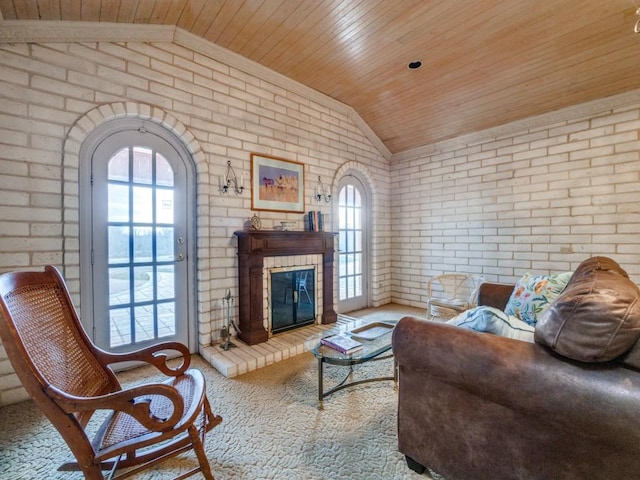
[320,334,363,354]
[307,211,324,231]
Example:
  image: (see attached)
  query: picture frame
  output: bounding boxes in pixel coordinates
[250,153,305,213]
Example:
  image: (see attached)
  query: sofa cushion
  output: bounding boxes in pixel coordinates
[535,256,640,362]
[447,306,535,342]
[504,271,573,326]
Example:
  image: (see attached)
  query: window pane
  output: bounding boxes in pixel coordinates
[134,266,154,303]
[157,265,175,300]
[158,302,176,338]
[133,186,153,223]
[339,253,346,276]
[347,231,354,252]
[108,226,130,264]
[346,185,354,206]
[108,184,129,222]
[108,148,129,181]
[355,231,362,251]
[108,267,130,305]
[133,227,152,263]
[355,275,362,296]
[156,154,174,187]
[354,188,362,207]
[347,207,355,228]
[133,147,153,184]
[156,189,173,224]
[347,276,354,298]
[110,307,131,348]
[354,253,362,275]
[134,305,154,342]
[339,277,346,301]
[157,227,174,262]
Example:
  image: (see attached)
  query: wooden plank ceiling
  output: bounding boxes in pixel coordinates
[2,0,639,154]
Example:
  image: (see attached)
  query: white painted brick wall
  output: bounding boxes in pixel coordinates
[0,39,390,406]
[391,103,640,308]
[3,29,639,406]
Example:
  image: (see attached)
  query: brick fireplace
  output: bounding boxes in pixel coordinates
[234,230,337,345]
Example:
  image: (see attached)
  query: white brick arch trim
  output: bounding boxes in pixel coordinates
[61,102,209,305]
[333,161,377,202]
[332,161,378,232]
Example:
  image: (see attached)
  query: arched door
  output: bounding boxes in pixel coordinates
[337,174,369,313]
[80,121,196,353]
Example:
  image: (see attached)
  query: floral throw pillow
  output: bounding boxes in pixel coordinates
[504,272,573,326]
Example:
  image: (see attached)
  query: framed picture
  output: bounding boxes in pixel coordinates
[251,153,305,213]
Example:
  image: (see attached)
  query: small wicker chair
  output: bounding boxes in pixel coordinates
[426,273,482,321]
[0,265,222,480]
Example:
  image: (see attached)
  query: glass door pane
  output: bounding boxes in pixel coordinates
[106,147,178,348]
[337,177,368,312]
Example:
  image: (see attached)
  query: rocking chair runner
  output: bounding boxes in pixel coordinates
[0,265,222,479]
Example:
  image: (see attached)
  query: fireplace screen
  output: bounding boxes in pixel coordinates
[269,267,316,334]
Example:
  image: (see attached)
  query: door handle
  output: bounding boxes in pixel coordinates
[176,253,185,261]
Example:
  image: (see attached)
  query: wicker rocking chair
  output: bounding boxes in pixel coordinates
[0,265,222,479]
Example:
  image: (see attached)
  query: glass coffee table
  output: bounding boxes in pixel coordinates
[305,318,398,409]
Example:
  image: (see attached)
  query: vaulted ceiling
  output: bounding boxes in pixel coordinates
[1,0,639,155]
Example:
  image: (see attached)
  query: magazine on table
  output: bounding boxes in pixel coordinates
[320,334,363,354]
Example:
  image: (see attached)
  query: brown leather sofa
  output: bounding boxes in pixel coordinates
[392,257,640,480]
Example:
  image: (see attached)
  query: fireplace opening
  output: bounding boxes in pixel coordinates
[269,266,316,334]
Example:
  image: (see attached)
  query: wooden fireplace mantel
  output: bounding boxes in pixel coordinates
[234,230,338,345]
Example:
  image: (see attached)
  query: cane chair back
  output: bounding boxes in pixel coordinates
[0,266,222,479]
[426,273,482,321]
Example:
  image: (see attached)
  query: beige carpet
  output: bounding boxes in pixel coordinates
[0,313,439,480]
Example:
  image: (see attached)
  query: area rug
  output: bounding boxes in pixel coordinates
[0,350,439,480]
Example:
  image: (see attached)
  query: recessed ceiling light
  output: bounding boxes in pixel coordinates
[407,61,423,70]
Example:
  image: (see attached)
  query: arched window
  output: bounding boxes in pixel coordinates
[337,174,369,313]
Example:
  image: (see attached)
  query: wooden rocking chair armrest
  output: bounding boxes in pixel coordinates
[46,383,184,431]
[95,342,191,376]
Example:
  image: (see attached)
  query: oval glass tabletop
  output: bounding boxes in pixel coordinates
[305,318,398,364]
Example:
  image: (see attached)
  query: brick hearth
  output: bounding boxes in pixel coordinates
[201,320,338,378]
[202,304,426,378]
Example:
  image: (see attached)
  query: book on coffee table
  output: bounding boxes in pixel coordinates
[320,334,363,354]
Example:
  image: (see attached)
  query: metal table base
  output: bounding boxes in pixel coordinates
[317,353,397,410]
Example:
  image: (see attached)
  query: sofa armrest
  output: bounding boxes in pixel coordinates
[392,316,640,446]
[477,282,514,310]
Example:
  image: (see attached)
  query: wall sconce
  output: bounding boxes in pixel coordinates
[315,176,331,203]
[222,160,244,195]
